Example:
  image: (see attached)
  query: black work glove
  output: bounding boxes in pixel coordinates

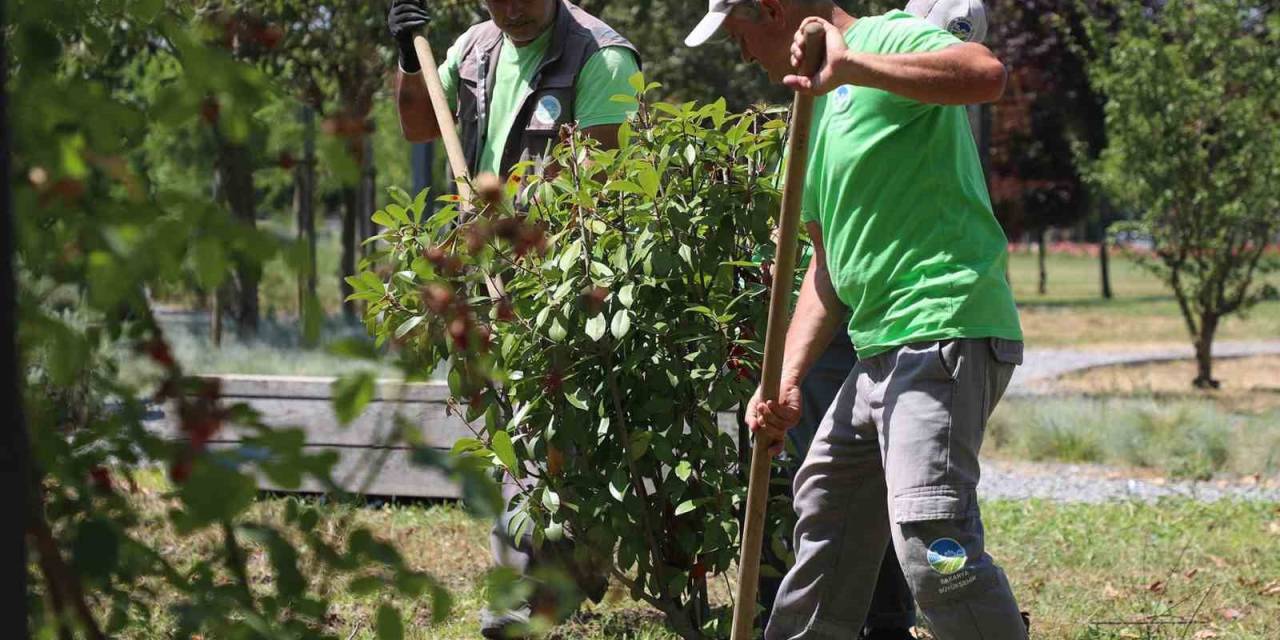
[388,0,431,73]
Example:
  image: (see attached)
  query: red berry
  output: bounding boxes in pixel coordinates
[543,372,563,394]
[277,151,296,170]
[143,338,175,368]
[581,286,608,314]
[496,299,516,322]
[89,467,115,494]
[258,24,283,49]
[423,284,455,314]
[449,317,470,350]
[170,459,192,484]
[691,561,708,581]
[200,97,220,125]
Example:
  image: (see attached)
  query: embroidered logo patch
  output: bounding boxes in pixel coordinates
[927,538,968,575]
[946,17,975,42]
[534,95,563,125]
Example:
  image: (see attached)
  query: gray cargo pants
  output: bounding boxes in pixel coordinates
[765,338,1027,640]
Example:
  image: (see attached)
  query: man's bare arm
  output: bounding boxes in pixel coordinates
[779,223,847,389]
[396,69,443,143]
[786,18,1007,105]
[749,223,847,442]
[837,43,1006,104]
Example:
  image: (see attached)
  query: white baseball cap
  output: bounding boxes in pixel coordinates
[685,0,753,47]
[905,0,989,44]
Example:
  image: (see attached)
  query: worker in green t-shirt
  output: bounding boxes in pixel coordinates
[687,1,1028,639]
[391,0,639,180]
[388,2,641,638]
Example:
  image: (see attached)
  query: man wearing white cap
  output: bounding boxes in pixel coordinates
[688,1,1028,639]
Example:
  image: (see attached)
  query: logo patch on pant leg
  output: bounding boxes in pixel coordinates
[927,538,968,575]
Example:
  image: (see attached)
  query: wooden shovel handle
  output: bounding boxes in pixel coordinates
[730,22,827,640]
[413,33,471,203]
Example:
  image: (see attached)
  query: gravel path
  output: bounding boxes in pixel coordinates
[1006,340,1280,396]
[979,459,1280,503]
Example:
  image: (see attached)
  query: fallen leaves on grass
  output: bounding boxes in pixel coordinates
[1217,607,1245,621]
[1148,580,1167,594]
[1193,630,1220,639]
[1260,581,1280,597]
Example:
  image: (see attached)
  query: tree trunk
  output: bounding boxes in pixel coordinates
[214,139,260,336]
[1037,228,1048,296]
[211,286,224,347]
[341,185,358,319]
[1099,231,1113,300]
[1,20,32,635]
[296,106,318,315]
[359,129,377,259]
[1193,314,1221,389]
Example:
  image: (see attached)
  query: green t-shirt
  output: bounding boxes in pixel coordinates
[438,26,640,177]
[801,10,1022,358]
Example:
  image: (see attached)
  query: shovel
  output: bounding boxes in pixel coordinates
[731,22,826,640]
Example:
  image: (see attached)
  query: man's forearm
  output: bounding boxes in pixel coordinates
[779,259,846,388]
[836,43,1006,105]
[396,69,443,143]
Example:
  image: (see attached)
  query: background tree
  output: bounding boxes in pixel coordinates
[2,2,32,632]
[985,0,1107,296]
[1078,0,1280,388]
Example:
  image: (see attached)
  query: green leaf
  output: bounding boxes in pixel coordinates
[542,489,561,513]
[636,165,659,199]
[376,604,404,640]
[566,388,590,411]
[675,461,693,482]
[545,521,565,541]
[609,468,628,502]
[395,315,425,340]
[629,431,652,461]
[72,519,119,580]
[429,581,454,623]
[549,317,568,342]
[675,500,698,516]
[178,459,258,527]
[491,431,519,474]
[606,180,646,195]
[332,371,376,425]
[627,71,646,94]
[585,313,607,341]
[611,310,632,339]
[371,210,397,229]
[191,237,228,289]
[558,241,583,272]
[618,284,635,308]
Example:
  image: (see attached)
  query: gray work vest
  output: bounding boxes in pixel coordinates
[454,1,639,177]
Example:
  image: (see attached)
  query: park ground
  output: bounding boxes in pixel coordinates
[125,248,1280,639]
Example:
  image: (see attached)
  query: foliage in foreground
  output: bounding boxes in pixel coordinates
[14,3,501,638]
[1077,0,1280,388]
[360,79,788,638]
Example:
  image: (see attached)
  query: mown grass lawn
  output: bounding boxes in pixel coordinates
[106,488,1280,640]
[1008,251,1280,349]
